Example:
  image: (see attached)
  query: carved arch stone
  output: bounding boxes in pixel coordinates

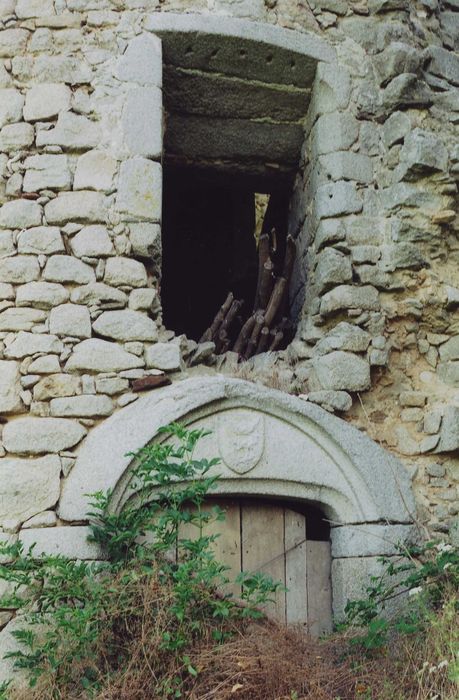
[58,377,417,617]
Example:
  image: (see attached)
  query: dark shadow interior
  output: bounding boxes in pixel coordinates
[162,165,292,342]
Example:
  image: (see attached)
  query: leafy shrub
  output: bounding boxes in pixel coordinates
[0,424,281,699]
[343,539,459,651]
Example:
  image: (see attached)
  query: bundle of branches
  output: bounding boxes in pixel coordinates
[200,229,296,360]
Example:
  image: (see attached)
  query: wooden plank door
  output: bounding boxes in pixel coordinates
[178,499,332,635]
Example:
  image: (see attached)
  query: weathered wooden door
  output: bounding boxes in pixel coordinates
[179,499,332,636]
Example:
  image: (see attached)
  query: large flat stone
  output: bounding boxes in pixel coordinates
[65,338,144,373]
[0,200,42,228]
[0,455,61,526]
[116,32,162,87]
[70,225,114,258]
[20,525,102,560]
[43,255,96,284]
[93,310,158,341]
[0,256,40,284]
[36,112,100,149]
[50,395,114,418]
[33,374,82,401]
[122,87,162,159]
[70,282,128,308]
[16,281,69,309]
[116,158,162,221]
[17,226,65,255]
[104,257,148,288]
[0,307,46,331]
[320,285,380,315]
[44,191,108,224]
[73,151,117,192]
[4,331,63,359]
[331,524,418,558]
[3,417,87,455]
[23,83,72,121]
[49,303,91,339]
[23,154,71,192]
[312,351,371,392]
[145,12,334,88]
[0,88,24,129]
[0,360,22,413]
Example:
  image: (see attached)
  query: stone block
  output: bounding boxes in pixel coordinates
[373,42,421,86]
[382,73,433,111]
[28,355,61,374]
[116,33,162,87]
[23,154,71,192]
[70,283,128,308]
[307,390,352,412]
[49,303,91,339]
[104,257,147,288]
[116,158,162,221]
[122,87,162,159]
[0,29,29,57]
[65,338,144,373]
[315,181,363,219]
[145,342,181,371]
[312,351,371,391]
[17,227,64,255]
[315,219,346,251]
[93,309,158,342]
[314,248,352,293]
[319,152,373,183]
[380,243,427,271]
[0,200,42,229]
[129,222,161,258]
[0,455,60,527]
[43,255,95,284]
[311,113,359,156]
[70,226,114,258]
[0,122,34,151]
[20,526,102,560]
[22,511,57,529]
[95,376,129,396]
[2,417,86,454]
[50,395,114,418]
[44,191,108,224]
[0,307,46,331]
[382,111,411,147]
[315,322,371,355]
[33,374,81,401]
[23,83,71,122]
[0,282,14,300]
[73,151,118,192]
[439,336,459,362]
[33,55,92,85]
[36,112,100,149]
[424,45,459,87]
[4,331,63,359]
[308,61,351,119]
[320,284,380,316]
[332,555,398,621]
[399,128,448,176]
[331,524,416,559]
[0,89,24,129]
[16,0,55,18]
[0,229,14,258]
[435,406,459,453]
[16,281,69,309]
[129,288,157,311]
[0,257,40,284]
[0,360,22,413]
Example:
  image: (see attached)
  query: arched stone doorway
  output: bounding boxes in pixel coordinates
[59,377,417,622]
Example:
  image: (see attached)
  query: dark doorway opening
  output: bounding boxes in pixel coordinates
[161,164,293,349]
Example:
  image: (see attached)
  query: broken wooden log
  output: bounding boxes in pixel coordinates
[132,374,172,392]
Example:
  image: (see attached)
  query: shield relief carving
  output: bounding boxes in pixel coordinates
[217,409,265,474]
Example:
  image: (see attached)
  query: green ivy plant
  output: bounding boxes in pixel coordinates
[0,424,282,698]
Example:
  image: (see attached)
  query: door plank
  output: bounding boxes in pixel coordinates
[306,540,333,637]
[178,499,241,597]
[285,508,308,626]
[241,502,285,621]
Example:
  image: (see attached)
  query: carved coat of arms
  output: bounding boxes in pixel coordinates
[217,409,265,474]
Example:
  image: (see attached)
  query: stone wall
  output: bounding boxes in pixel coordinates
[0,0,457,614]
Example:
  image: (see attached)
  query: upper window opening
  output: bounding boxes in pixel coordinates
[159,27,314,359]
